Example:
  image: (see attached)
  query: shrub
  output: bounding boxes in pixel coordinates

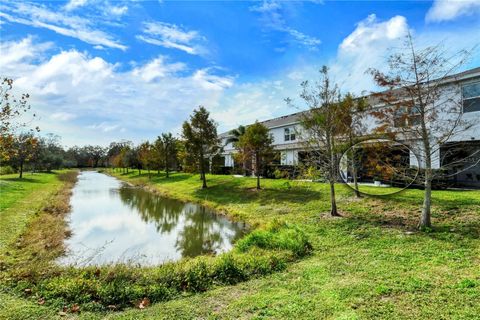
[8,222,311,311]
[236,221,313,258]
[0,165,16,175]
[212,254,247,285]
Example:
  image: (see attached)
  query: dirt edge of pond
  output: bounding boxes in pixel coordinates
[0,170,79,279]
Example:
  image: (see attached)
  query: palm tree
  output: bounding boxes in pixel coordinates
[225,125,246,145]
[225,125,249,176]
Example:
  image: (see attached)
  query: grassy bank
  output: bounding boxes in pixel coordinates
[0,171,311,318]
[0,171,78,319]
[106,170,480,319]
[1,169,480,319]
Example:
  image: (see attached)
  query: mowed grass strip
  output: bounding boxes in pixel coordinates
[0,171,77,320]
[0,172,65,250]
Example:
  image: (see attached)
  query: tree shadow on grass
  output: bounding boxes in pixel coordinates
[341,203,480,241]
[369,188,480,210]
[0,177,44,184]
[191,179,321,206]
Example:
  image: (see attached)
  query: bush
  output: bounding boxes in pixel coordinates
[212,254,247,285]
[0,165,16,175]
[236,221,313,258]
[8,222,311,311]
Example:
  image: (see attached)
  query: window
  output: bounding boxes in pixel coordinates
[394,105,421,127]
[463,82,480,113]
[393,107,407,127]
[408,105,422,126]
[284,128,296,141]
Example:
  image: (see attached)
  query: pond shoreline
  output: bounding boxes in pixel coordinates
[62,171,247,266]
[1,170,79,281]
[107,170,252,228]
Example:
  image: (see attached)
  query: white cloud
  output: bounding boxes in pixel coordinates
[109,5,128,17]
[137,22,207,55]
[426,0,480,22]
[250,0,281,13]
[192,69,234,91]
[210,76,304,133]
[330,14,410,94]
[64,0,89,11]
[0,2,127,50]
[87,122,121,132]
[131,56,186,82]
[2,37,234,146]
[250,0,321,49]
[339,14,408,53]
[0,36,52,68]
[292,13,479,96]
[212,90,277,130]
[50,112,77,121]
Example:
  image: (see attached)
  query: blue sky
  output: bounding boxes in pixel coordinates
[1,0,479,146]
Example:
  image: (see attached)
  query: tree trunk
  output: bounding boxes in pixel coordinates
[147,168,151,180]
[329,180,339,216]
[19,161,24,179]
[256,152,260,190]
[352,150,361,198]
[419,120,433,229]
[420,149,433,229]
[328,134,339,216]
[165,152,169,178]
[200,151,207,189]
[420,176,432,228]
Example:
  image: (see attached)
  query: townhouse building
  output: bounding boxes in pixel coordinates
[218,67,480,187]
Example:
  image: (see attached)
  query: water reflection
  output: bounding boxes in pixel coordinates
[60,171,246,266]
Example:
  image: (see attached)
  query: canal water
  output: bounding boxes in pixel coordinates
[59,171,246,266]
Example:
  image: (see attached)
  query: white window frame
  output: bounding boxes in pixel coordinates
[462,81,480,113]
[284,127,296,141]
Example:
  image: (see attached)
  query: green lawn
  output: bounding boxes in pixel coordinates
[0,172,65,250]
[0,172,69,320]
[1,170,480,319]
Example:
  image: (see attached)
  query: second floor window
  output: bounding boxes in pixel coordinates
[284,128,296,141]
[393,105,421,128]
[463,82,480,113]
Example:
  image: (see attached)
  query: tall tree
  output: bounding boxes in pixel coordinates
[107,140,132,170]
[138,141,154,179]
[226,125,250,176]
[85,145,106,168]
[369,34,474,229]
[159,132,177,178]
[287,66,344,216]
[0,78,38,160]
[182,106,219,189]
[338,93,368,198]
[34,134,64,171]
[237,121,273,190]
[11,133,38,178]
[152,137,164,174]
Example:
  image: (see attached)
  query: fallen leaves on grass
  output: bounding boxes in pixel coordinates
[137,297,150,309]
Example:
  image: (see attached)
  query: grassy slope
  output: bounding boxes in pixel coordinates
[102,171,480,320]
[0,172,68,320]
[1,170,480,319]
[0,172,65,249]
